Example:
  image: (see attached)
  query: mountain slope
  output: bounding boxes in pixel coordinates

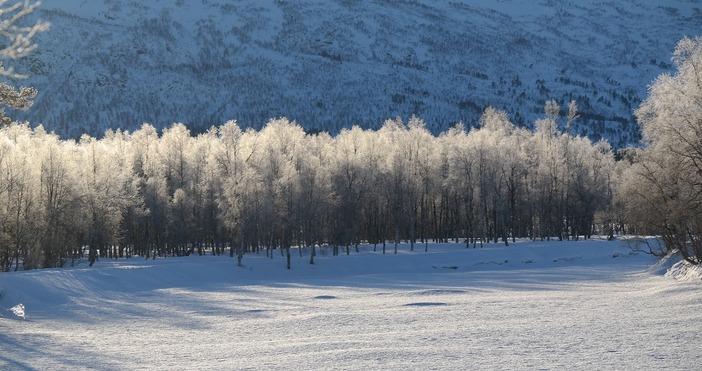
[9,0,701,146]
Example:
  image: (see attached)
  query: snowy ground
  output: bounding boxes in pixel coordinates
[1,239,701,370]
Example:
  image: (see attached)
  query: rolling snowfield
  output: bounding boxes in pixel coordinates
[1,239,701,370]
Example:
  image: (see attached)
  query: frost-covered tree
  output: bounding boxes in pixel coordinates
[101,129,144,259]
[480,108,530,244]
[442,124,469,244]
[0,111,622,270]
[36,129,82,268]
[190,128,220,256]
[0,124,36,271]
[379,117,411,254]
[407,116,438,251]
[252,118,305,268]
[531,101,569,240]
[216,120,260,263]
[562,137,614,240]
[0,0,49,124]
[130,124,169,259]
[331,126,368,255]
[294,131,332,263]
[160,123,197,255]
[628,36,702,264]
[77,136,109,265]
[357,126,389,253]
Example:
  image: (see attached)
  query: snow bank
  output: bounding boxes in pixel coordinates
[9,303,25,320]
[665,260,702,282]
[647,249,702,281]
[647,250,681,276]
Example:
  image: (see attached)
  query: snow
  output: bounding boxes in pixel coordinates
[1,239,701,369]
[666,260,702,282]
[8,304,24,320]
[12,0,700,147]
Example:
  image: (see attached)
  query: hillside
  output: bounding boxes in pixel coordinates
[8,0,702,146]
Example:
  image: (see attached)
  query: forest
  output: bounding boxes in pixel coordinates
[3,33,702,271]
[0,103,622,271]
[0,3,701,271]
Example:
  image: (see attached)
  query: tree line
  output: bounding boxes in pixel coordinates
[0,101,629,271]
[0,0,700,270]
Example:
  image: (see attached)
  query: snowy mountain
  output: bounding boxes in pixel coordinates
[8,0,701,147]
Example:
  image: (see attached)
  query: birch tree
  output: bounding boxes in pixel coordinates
[331,126,367,255]
[0,124,36,271]
[628,36,702,264]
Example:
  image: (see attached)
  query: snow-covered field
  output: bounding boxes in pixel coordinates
[1,239,701,370]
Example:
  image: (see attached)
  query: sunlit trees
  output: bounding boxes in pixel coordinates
[440,125,467,244]
[564,138,613,240]
[478,108,527,245]
[0,2,693,271]
[0,124,36,271]
[496,124,530,242]
[188,129,218,256]
[445,124,478,246]
[76,135,131,265]
[530,101,564,240]
[443,109,531,247]
[296,131,332,263]
[379,117,411,254]
[217,121,260,264]
[130,124,168,259]
[252,118,305,268]
[0,106,625,270]
[0,1,629,268]
[407,116,438,251]
[330,126,367,255]
[626,36,702,264]
[36,129,81,268]
[102,129,143,259]
[160,123,195,256]
[358,128,388,252]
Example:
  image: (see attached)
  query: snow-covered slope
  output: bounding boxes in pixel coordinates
[9,0,701,146]
[2,240,702,369]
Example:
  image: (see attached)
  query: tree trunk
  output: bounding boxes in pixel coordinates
[286,247,291,270]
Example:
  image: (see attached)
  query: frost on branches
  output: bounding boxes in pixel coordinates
[0,0,49,124]
[627,36,702,265]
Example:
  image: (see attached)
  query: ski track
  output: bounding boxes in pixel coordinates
[1,241,701,370]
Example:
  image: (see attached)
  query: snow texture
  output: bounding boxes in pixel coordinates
[666,260,702,282]
[1,239,701,370]
[8,303,24,320]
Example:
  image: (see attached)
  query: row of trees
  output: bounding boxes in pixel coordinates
[1,3,701,269]
[0,103,625,271]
